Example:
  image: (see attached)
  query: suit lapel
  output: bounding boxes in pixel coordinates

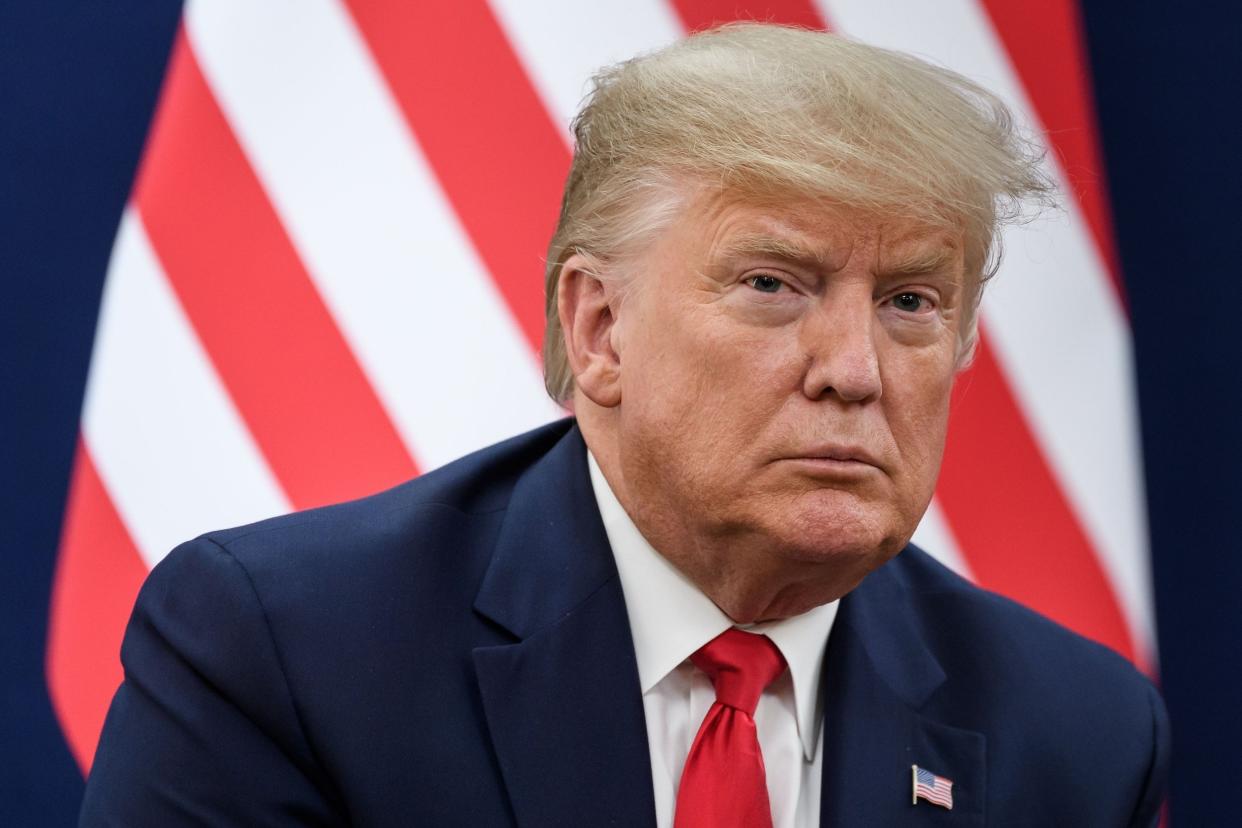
[819,555,986,827]
[472,424,656,828]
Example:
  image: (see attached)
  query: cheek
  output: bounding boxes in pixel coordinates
[701,317,802,387]
[619,304,805,498]
[627,320,701,415]
[627,297,797,408]
[616,298,717,454]
[882,344,956,476]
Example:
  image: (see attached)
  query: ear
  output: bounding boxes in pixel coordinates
[557,253,623,408]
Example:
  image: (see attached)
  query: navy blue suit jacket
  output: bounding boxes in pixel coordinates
[82,419,1168,826]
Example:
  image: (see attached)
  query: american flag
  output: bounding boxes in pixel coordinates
[43,0,1154,775]
[913,765,955,810]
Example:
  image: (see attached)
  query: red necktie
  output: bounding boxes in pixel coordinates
[673,629,788,828]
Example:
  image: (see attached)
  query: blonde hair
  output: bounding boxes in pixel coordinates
[543,23,1053,402]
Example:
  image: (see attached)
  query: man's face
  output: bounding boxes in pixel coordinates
[609,189,966,602]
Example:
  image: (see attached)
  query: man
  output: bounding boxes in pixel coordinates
[82,24,1168,827]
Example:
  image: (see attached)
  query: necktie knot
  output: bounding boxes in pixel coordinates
[689,629,786,715]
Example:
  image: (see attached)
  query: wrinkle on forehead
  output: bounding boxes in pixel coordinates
[697,190,965,279]
[695,193,856,272]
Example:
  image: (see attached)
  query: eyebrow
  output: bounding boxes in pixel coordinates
[715,231,961,281]
[877,245,958,278]
[716,233,827,269]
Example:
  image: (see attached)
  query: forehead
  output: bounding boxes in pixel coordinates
[677,188,966,274]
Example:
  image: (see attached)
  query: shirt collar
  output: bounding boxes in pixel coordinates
[588,451,838,761]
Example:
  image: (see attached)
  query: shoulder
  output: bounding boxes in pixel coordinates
[141,418,575,647]
[886,546,1168,821]
[163,419,572,581]
[889,545,1154,701]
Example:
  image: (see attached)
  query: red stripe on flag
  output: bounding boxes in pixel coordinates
[342,0,568,353]
[671,0,830,32]
[977,0,1125,302]
[938,334,1137,664]
[133,31,418,510]
[46,440,149,773]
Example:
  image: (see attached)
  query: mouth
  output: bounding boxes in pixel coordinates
[775,445,884,476]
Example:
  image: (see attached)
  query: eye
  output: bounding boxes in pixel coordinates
[746,274,784,293]
[892,292,927,313]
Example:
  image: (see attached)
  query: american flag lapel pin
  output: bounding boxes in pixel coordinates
[911,764,954,810]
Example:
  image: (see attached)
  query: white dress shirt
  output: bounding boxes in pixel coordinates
[588,453,839,828]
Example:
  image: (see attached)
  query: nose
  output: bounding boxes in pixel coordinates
[799,294,882,403]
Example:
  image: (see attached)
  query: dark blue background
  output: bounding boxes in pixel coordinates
[2,2,1237,825]
[1079,3,1242,824]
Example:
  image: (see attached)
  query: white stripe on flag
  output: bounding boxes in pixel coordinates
[184,0,563,473]
[818,0,1155,657]
[487,0,683,135]
[82,209,291,568]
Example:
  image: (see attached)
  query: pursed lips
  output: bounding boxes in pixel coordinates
[778,443,885,473]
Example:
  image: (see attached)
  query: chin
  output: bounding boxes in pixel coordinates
[768,493,909,568]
